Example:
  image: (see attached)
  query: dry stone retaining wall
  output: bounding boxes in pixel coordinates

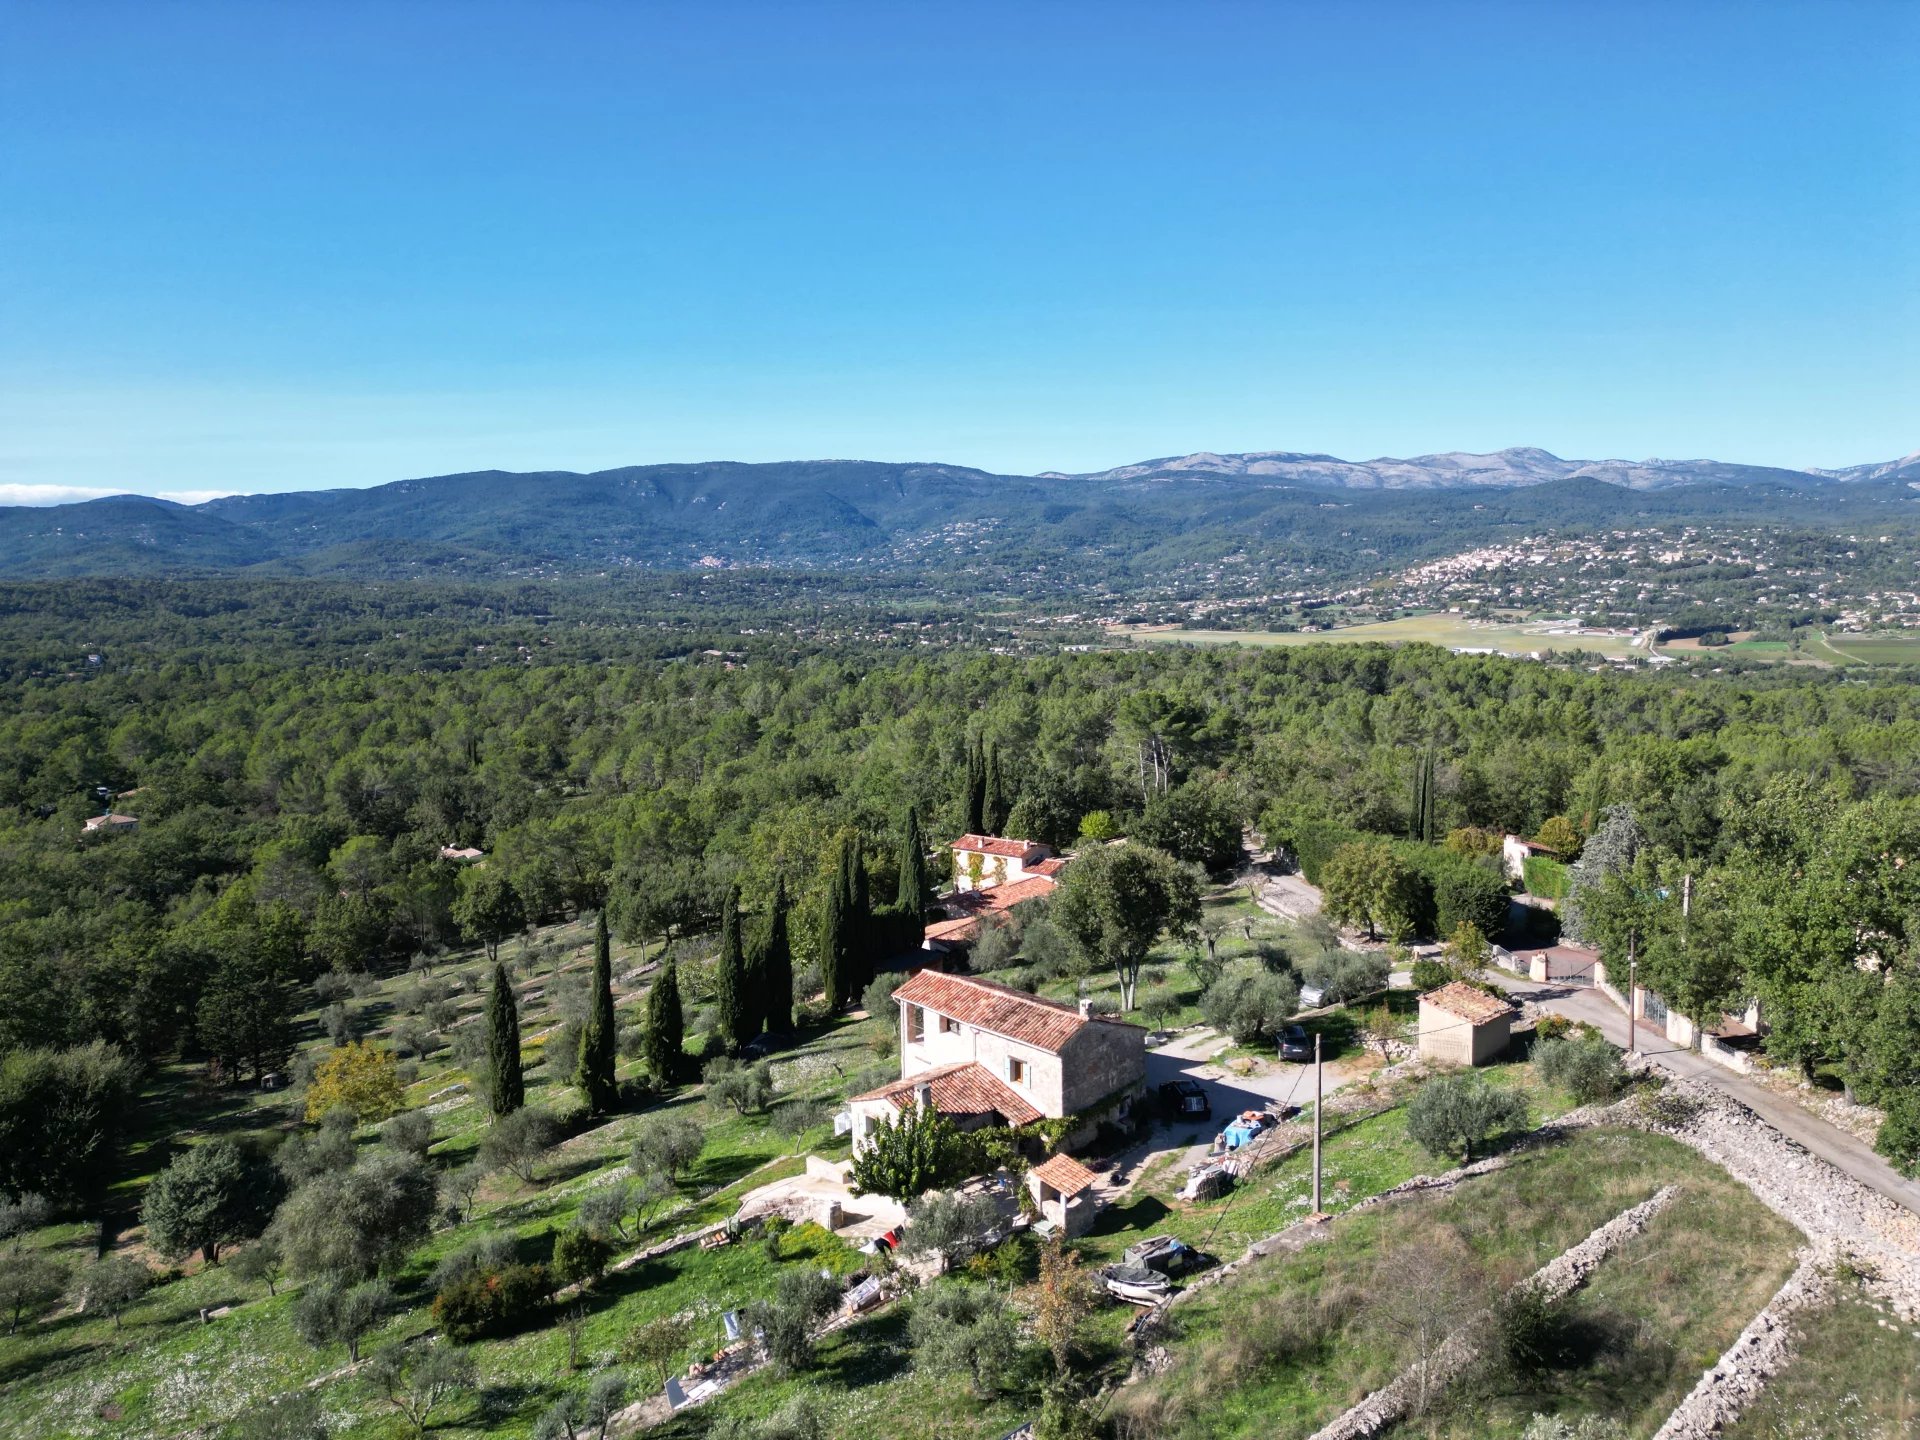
[1303,1185,1682,1440]
[1651,1249,1832,1440]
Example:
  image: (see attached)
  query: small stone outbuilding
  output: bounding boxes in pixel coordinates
[1418,981,1515,1067]
[1028,1152,1098,1237]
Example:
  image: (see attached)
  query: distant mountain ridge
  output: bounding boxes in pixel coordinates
[0,447,1914,582]
[1042,445,1919,490]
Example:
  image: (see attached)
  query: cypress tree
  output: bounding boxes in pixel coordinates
[984,741,1010,834]
[964,738,987,835]
[845,837,874,998]
[898,808,930,918]
[714,883,750,1051]
[642,956,684,1087]
[820,856,848,1012]
[484,962,523,1118]
[576,910,618,1114]
[760,876,793,1034]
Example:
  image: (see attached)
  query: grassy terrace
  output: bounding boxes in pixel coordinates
[1110,1127,1802,1440]
[1722,1272,1920,1440]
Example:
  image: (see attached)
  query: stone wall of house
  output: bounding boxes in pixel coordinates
[901,1012,1064,1113]
[1059,1020,1147,1115]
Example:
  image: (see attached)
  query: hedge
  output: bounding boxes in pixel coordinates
[1522,854,1570,900]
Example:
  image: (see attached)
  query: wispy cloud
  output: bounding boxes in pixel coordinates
[0,484,232,508]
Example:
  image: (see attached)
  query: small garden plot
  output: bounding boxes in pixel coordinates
[1716,1270,1919,1440]
[1106,1128,1796,1440]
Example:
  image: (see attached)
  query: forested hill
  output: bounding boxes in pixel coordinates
[2,450,1917,583]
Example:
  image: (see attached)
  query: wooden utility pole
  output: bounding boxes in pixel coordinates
[1312,1032,1324,1215]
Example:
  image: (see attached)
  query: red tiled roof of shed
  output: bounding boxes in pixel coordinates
[1030,1152,1098,1196]
[1419,981,1516,1026]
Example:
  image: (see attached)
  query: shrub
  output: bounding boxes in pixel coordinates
[433,1261,552,1342]
[707,1061,774,1115]
[849,1097,970,1200]
[1300,950,1389,1004]
[380,1111,433,1160]
[1410,958,1453,992]
[551,1227,613,1288]
[1200,969,1300,1044]
[1873,1090,1920,1177]
[430,1233,518,1295]
[772,1099,828,1139]
[630,1114,704,1182]
[478,1106,561,1183]
[1534,1034,1624,1103]
[1406,1074,1529,1162]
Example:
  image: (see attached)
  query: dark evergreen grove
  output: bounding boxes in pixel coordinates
[576,911,618,1114]
[10,636,1920,1192]
[485,962,523,1117]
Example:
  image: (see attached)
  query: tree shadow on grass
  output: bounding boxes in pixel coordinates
[1088,1193,1172,1240]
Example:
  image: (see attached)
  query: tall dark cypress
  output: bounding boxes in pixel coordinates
[845,837,874,998]
[643,956,684,1087]
[964,738,987,835]
[984,741,1010,835]
[819,858,848,1012]
[576,910,619,1114]
[485,962,524,1117]
[898,807,930,918]
[760,876,793,1034]
[714,883,750,1051]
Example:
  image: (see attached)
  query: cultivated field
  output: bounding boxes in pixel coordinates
[1111,615,1649,660]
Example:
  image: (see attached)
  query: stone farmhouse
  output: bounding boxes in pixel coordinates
[846,970,1146,1155]
[949,834,1066,894]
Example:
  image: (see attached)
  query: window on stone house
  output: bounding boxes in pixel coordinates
[906,1005,924,1043]
[939,1015,960,1035]
[1008,1056,1028,1085]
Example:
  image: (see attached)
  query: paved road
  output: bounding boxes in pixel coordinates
[1487,971,1920,1217]
[1102,1031,1361,1188]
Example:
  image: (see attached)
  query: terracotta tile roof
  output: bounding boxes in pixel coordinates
[849,1061,1045,1127]
[893,970,1093,1051]
[1030,1152,1097,1196]
[1030,857,1068,877]
[1420,981,1516,1026]
[951,834,1046,859]
[924,916,982,945]
[922,876,1058,948]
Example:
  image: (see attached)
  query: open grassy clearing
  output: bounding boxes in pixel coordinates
[1109,1127,1803,1440]
[1720,1270,1920,1440]
[1110,615,1648,660]
[1808,630,1920,666]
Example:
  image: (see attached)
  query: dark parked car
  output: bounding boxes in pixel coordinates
[1160,1078,1211,1119]
[1278,1025,1314,1062]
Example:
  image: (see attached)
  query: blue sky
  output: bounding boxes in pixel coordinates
[2,0,1915,503]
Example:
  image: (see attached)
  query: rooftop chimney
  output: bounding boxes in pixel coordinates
[1078,998,1094,1019]
[914,1082,933,1110]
